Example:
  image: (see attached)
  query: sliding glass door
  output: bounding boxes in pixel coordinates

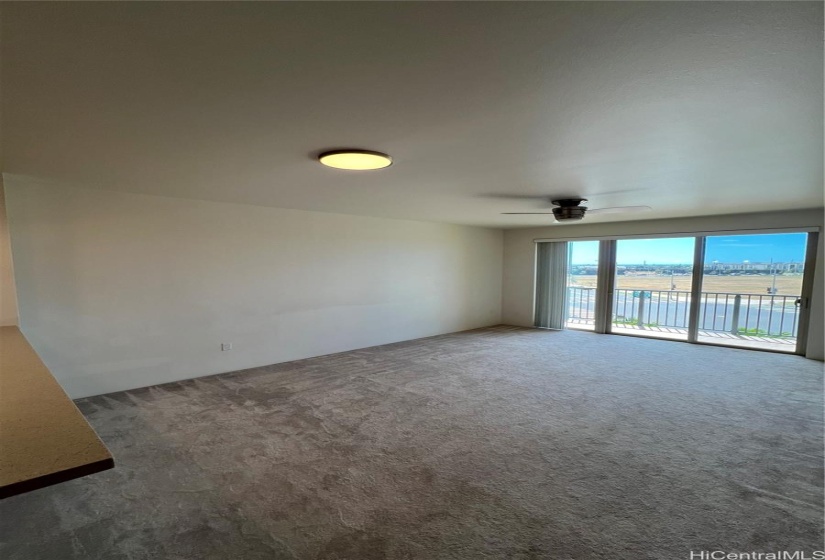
[534,240,601,331]
[534,229,817,354]
[697,232,809,352]
[610,237,696,341]
[565,241,600,331]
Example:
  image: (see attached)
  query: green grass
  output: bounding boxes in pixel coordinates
[737,327,793,338]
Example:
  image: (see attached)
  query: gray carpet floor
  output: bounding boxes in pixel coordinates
[1,326,823,559]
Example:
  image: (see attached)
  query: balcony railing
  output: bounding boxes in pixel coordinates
[567,287,801,339]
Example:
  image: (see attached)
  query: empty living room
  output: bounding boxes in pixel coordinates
[1,2,823,559]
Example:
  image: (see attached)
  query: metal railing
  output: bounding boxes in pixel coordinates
[567,286,597,324]
[567,286,801,338]
[695,291,800,338]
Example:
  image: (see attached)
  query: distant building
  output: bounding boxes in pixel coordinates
[569,262,804,276]
[705,262,804,273]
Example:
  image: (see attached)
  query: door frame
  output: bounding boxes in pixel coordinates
[794,231,819,356]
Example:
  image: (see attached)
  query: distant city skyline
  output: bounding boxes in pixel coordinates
[569,233,808,265]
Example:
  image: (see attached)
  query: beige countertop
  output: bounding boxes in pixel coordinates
[0,326,113,499]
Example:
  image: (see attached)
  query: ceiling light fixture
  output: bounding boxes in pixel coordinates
[318,149,392,170]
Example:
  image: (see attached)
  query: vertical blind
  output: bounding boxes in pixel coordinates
[535,242,569,330]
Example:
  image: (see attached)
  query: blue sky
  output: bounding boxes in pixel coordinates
[569,233,807,265]
[704,233,807,263]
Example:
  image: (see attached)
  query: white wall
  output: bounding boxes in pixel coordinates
[503,209,825,361]
[0,178,20,326]
[4,180,503,398]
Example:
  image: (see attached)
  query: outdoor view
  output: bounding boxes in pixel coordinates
[564,233,808,352]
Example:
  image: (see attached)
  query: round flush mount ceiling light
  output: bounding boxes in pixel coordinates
[318,149,392,170]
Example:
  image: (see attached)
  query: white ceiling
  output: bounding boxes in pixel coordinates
[1,2,822,228]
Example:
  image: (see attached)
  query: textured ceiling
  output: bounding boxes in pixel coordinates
[1,2,822,228]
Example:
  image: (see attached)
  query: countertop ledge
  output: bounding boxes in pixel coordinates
[0,326,113,499]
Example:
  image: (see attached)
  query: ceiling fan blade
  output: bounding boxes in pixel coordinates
[484,194,555,200]
[501,212,556,215]
[586,188,649,197]
[482,188,647,201]
[587,205,652,215]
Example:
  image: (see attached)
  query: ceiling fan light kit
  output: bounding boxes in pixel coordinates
[550,198,589,221]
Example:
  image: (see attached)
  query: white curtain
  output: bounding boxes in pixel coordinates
[535,242,569,330]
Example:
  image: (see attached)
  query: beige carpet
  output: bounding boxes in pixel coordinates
[1,326,823,559]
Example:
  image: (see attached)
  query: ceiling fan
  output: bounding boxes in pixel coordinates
[502,198,651,222]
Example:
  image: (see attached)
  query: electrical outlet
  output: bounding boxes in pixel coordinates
[221,343,233,351]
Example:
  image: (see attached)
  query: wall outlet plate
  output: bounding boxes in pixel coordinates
[221,343,233,351]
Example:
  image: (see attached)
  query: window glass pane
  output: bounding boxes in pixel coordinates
[698,232,807,352]
[612,237,695,341]
[565,241,600,331]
